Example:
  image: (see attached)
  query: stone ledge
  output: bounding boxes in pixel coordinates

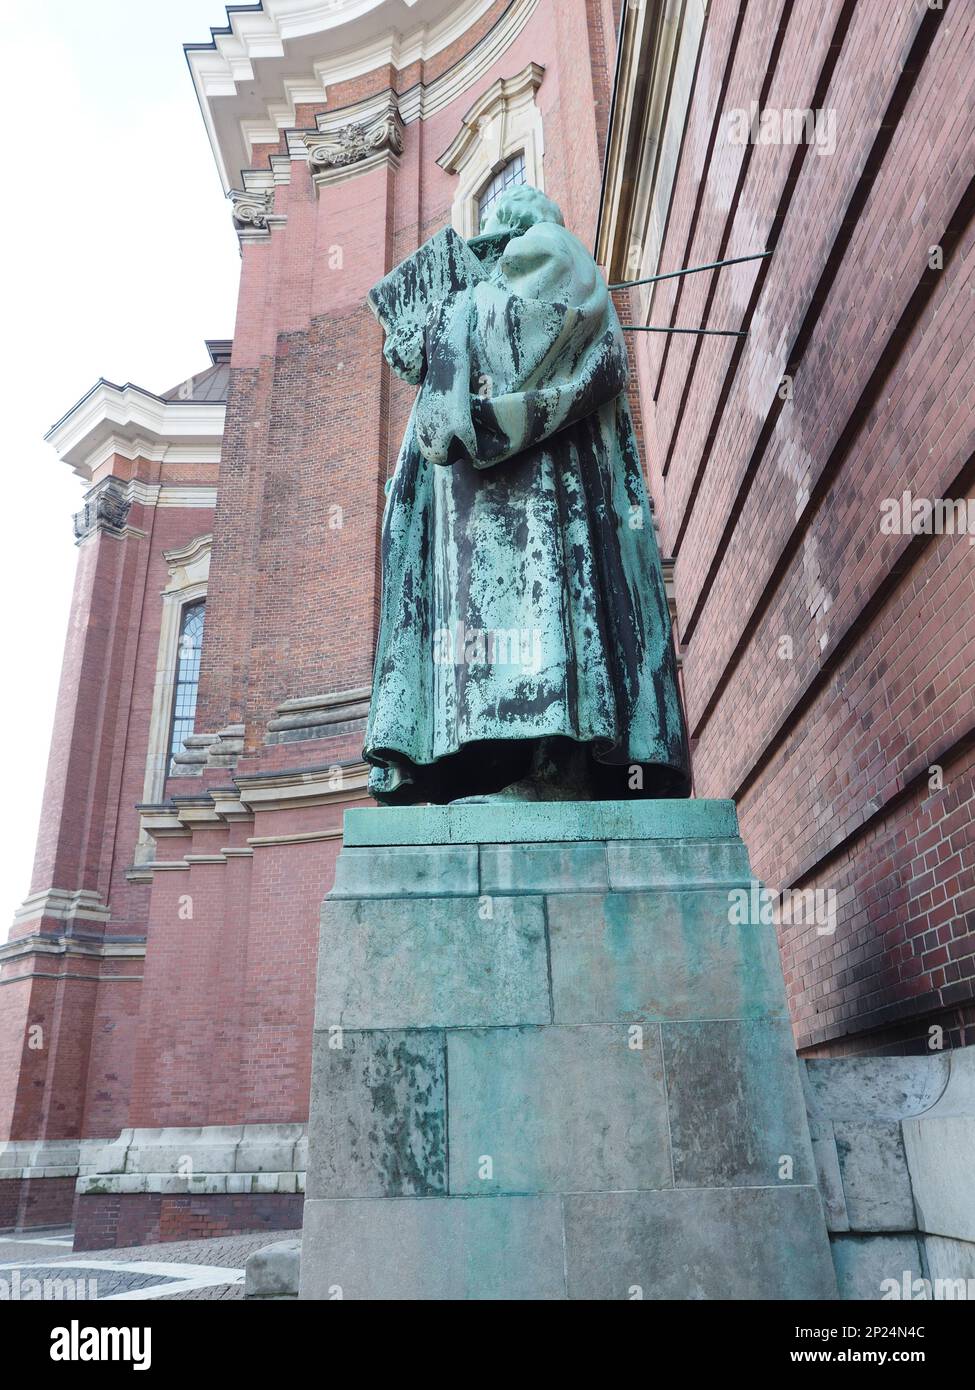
[343,798,739,847]
[77,1171,305,1196]
[265,688,371,744]
[78,1123,307,1181]
[330,836,754,897]
[0,1139,82,1180]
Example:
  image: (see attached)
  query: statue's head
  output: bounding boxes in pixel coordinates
[479,183,565,236]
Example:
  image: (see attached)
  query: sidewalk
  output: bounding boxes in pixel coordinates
[0,1228,301,1300]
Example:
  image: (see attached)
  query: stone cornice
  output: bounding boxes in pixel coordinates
[12,888,111,929]
[135,760,372,872]
[46,380,226,481]
[0,934,146,966]
[164,532,214,571]
[266,687,371,742]
[185,0,540,190]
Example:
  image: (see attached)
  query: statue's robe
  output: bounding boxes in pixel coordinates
[364,219,691,804]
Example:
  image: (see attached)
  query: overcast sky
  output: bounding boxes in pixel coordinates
[0,1,240,935]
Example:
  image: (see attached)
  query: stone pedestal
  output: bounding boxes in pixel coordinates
[299,800,836,1300]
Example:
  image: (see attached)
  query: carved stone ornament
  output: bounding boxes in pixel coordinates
[73,478,131,543]
[229,187,273,229]
[307,115,404,174]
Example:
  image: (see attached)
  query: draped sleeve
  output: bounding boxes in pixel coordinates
[413,221,629,469]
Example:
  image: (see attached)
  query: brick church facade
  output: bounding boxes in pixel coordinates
[1,0,972,1247]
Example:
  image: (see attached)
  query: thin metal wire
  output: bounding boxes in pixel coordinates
[609,248,771,291]
[621,325,747,337]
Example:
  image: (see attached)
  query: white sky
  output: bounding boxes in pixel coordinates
[0,1,240,936]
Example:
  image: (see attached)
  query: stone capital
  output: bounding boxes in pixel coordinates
[303,97,404,191]
[229,184,286,243]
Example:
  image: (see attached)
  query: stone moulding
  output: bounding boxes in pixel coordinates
[0,1139,82,1182]
[437,60,545,237]
[7,1125,311,1200]
[133,758,371,878]
[187,0,541,190]
[343,797,739,847]
[11,888,111,930]
[265,687,372,744]
[169,723,244,776]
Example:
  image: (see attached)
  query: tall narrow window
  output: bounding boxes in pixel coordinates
[168,600,205,772]
[477,151,526,228]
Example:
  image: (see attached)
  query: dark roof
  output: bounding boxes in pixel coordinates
[161,361,230,403]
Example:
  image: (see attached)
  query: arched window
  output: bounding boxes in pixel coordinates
[477,151,526,228]
[168,600,205,771]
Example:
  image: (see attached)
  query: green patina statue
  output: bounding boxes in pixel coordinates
[363,184,690,804]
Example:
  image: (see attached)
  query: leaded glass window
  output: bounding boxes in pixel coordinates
[477,152,526,228]
[168,600,205,773]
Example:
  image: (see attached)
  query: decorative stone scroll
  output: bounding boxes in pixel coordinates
[303,100,404,190]
[229,186,275,242]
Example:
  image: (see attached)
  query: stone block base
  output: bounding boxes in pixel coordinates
[74,1192,304,1251]
[300,800,836,1300]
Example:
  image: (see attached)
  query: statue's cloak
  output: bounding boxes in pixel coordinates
[364,219,691,804]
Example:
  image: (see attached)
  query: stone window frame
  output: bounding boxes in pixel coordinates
[140,535,212,813]
[437,61,545,238]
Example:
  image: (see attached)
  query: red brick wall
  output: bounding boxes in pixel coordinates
[128,802,345,1130]
[73,1192,303,1252]
[0,489,216,1145]
[636,0,975,1053]
[0,1178,76,1233]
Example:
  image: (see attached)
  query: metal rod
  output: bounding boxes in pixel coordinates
[621,325,747,337]
[609,249,771,292]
